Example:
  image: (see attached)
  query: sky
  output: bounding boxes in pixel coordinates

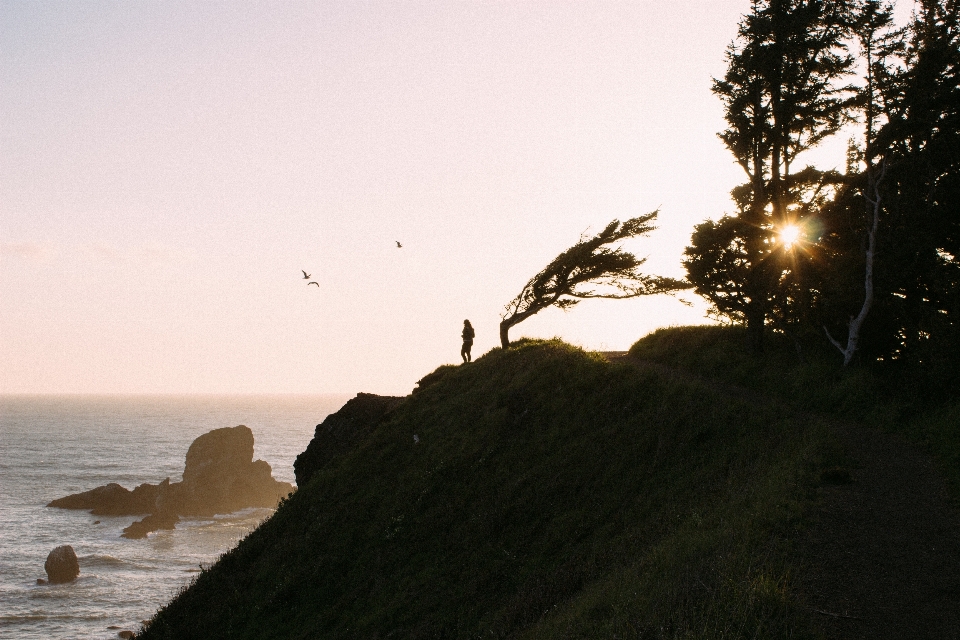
[0,1,915,396]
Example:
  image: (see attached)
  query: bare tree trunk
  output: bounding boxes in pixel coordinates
[499,305,540,350]
[825,160,886,366]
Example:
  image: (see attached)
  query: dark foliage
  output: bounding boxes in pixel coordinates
[689,0,856,353]
[687,0,960,370]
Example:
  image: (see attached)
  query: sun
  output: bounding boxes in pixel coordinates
[780,224,802,248]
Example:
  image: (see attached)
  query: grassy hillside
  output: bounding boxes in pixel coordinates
[139,334,867,639]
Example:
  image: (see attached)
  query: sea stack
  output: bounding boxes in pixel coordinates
[173,425,291,516]
[49,425,294,538]
[44,545,80,583]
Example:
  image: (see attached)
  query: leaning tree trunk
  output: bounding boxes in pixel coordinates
[499,309,536,349]
[743,201,768,356]
[499,321,511,350]
[744,276,766,355]
[499,316,527,349]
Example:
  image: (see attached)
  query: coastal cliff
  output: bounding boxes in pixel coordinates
[294,393,404,487]
[136,331,960,639]
[135,337,832,638]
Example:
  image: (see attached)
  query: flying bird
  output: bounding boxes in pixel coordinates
[396,241,402,248]
[308,281,319,287]
[301,270,311,279]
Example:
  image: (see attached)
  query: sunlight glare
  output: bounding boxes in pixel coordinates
[780,224,802,248]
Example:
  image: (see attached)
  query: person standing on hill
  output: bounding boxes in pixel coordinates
[461,319,475,363]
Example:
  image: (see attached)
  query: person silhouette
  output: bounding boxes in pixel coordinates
[461,319,475,363]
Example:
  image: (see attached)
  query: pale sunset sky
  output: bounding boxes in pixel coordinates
[0,1,916,395]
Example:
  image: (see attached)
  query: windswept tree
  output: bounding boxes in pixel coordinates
[499,211,689,349]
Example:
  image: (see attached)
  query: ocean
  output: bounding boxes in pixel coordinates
[0,394,351,639]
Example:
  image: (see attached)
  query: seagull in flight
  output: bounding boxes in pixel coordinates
[396,241,402,248]
[301,270,312,279]
[308,281,319,287]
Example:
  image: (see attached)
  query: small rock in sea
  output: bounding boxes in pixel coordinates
[121,511,179,539]
[44,545,80,583]
[107,625,121,629]
[118,631,135,639]
[36,578,47,585]
[93,520,101,524]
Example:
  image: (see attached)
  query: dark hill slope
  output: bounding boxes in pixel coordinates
[139,339,832,639]
[629,325,960,501]
[628,326,960,639]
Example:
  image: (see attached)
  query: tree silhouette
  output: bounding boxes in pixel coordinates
[689,0,855,353]
[822,0,899,365]
[499,211,689,349]
[801,0,960,368]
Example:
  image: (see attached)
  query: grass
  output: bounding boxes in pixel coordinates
[137,328,956,639]
[631,325,960,502]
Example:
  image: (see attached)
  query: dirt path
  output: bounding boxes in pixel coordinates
[602,352,960,639]
[799,420,960,639]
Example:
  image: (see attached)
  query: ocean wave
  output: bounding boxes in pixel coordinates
[174,508,273,529]
[0,612,108,622]
[214,506,272,518]
[78,554,155,571]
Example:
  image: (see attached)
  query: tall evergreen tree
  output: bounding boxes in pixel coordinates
[870,0,960,366]
[685,0,855,352]
[820,0,901,365]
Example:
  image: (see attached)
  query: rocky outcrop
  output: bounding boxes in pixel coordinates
[294,393,404,487]
[172,426,292,516]
[122,510,180,540]
[47,482,158,515]
[49,425,294,538]
[44,545,80,583]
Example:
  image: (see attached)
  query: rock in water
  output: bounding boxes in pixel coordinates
[173,425,293,516]
[48,425,295,537]
[121,510,180,540]
[46,482,158,516]
[44,545,80,583]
